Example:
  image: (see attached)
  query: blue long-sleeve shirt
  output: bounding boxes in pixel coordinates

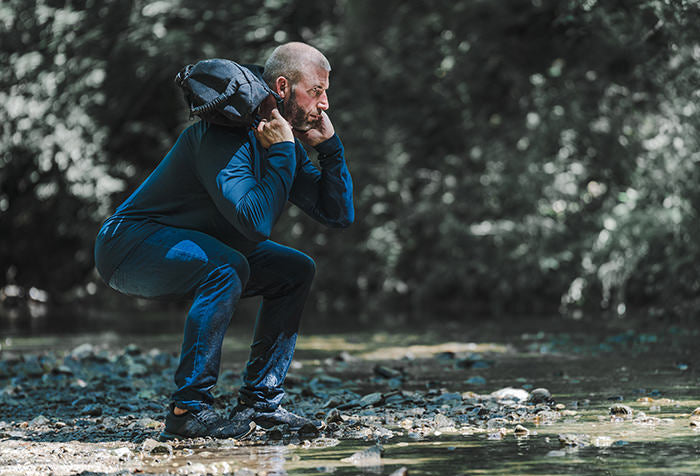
[94,121,354,282]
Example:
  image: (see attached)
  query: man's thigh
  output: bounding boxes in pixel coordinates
[242,240,315,298]
[109,226,248,299]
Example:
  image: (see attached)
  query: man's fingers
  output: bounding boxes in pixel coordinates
[270,108,282,120]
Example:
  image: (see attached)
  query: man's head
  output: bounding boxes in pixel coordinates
[263,42,331,131]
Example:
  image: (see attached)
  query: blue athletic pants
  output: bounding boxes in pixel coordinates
[105,225,315,411]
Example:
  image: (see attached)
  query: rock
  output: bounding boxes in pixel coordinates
[341,445,382,467]
[326,408,343,424]
[433,392,462,404]
[113,447,133,460]
[29,415,49,427]
[528,388,552,404]
[434,414,455,430]
[690,407,700,420]
[124,343,141,356]
[359,392,383,408]
[554,403,566,410]
[610,404,634,419]
[374,365,402,379]
[81,404,103,417]
[465,376,486,385]
[140,438,173,457]
[298,422,320,437]
[546,450,567,457]
[21,355,44,377]
[514,424,530,436]
[491,387,530,402]
[233,468,256,476]
[592,436,614,447]
[266,426,284,440]
[70,343,95,360]
[389,467,408,476]
[558,433,590,448]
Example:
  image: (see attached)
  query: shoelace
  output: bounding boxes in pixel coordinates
[196,407,224,426]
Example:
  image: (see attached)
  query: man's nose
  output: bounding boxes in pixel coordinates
[317,91,329,111]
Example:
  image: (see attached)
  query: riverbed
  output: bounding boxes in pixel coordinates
[1,314,699,475]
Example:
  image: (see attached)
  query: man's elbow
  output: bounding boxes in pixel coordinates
[331,211,354,228]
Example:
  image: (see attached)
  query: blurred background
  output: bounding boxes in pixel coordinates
[2,0,700,335]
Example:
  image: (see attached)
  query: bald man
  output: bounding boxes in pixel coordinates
[94,43,354,440]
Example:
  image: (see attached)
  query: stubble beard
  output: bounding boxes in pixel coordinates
[286,88,322,132]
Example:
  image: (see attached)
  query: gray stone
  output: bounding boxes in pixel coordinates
[529,388,552,404]
[359,392,383,408]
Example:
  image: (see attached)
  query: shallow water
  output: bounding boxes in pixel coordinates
[2,315,700,475]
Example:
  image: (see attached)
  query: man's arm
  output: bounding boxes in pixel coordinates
[289,133,354,228]
[196,111,297,241]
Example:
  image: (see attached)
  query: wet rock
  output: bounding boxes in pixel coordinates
[374,365,402,379]
[465,376,486,385]
[124,343,141,356]
[82,404,103,417]
[434,414,455,431]
[514,424,529,436]
[70,343,95,360]
[359,392,383,408]
[546,450,567,457]
[298,422,320,438]
[491,387,529,403]
[592,436,614,447]
[486,417,508,429]
[610,404,634,419]
[326,408,343,424]
[266,426,284,440]
[389,467,408,476]
[433,392,462,405]
[487,428,507,440]
[558,433,590,448]
[29,415,49,427]
[341,445,382,467]
[113,447,133,461]
[690,407,700,420]
[528,388,552,404]
[140,438,173,457]
[233,468,256,476]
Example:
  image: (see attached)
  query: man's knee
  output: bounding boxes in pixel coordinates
[203,253,251,294]
[291,252,315,285]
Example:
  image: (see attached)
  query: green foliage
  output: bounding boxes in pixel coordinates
[2,0,700,321]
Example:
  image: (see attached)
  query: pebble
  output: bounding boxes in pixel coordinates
[528,388,552,404]
[490,387,529,402]
[341,445,382,467]
[140,438,173,457]
[359,392,383,408]
[609,404,634,419]
[389,467,408,476]
[514,424,530,436]
[29,415,50,427]
[374,365,402,379]
[326,408,343,424]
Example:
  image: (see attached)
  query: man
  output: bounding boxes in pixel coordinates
[94,42,354,440]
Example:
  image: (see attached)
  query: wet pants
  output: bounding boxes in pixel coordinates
[104,225,315,411]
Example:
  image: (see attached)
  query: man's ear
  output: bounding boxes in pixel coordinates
[275,76,288,98]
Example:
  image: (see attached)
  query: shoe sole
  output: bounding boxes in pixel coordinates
[158,421,256,442]
[254,418,325,432]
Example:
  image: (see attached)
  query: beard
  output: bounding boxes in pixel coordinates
[285,88,322,131]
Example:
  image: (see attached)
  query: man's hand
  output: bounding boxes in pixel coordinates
[254,108,294,149]
[293,111,335,147]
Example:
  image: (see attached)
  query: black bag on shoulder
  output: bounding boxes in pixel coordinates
[174,59,283,129]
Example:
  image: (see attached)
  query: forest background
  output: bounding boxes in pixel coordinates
[2,0,699,329]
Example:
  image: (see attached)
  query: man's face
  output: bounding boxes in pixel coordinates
[284,67,330,132]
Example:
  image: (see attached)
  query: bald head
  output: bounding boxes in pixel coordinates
[263,42,331,88]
